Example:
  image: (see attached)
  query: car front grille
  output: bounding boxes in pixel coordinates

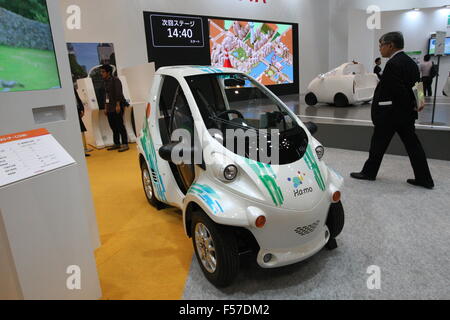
[294,220,320,236]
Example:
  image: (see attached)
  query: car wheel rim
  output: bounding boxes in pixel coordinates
[194,223,217,273]
[142,168,153,199]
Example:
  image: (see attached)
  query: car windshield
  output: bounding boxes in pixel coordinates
[185,73,308,165]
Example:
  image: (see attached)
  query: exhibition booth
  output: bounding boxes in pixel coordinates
[1,0,449,300]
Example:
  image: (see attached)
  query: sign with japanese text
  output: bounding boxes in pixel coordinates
[150,14,204,47]
[0,129,76,187]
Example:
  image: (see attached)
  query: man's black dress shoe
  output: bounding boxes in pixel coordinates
[107,145,121,151]
[350,172,376,181]
[407,179,434,189]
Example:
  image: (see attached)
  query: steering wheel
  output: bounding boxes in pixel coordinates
[216,110,244,120]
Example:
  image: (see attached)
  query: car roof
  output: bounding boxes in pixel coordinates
[155,65,244,78]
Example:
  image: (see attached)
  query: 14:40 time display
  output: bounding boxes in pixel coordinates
[167,28,193,38]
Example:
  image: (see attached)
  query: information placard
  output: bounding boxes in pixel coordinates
[435,31,446,56]
[149,14,204,47]
[0,128,76,187]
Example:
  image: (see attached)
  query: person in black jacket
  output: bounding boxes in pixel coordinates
[374,57,382,80]
[74,86,91,157]
[350,32,434,189]
[100,64,129,152]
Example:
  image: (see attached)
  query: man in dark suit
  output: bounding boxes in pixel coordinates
[374,57,382,80]
[350,32,434,189]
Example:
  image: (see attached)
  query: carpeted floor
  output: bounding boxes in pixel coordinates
[86,144,193,300]
[182,148,450,300]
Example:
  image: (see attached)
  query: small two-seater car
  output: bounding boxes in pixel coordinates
[137,65,345,287]
[305,62,378,107]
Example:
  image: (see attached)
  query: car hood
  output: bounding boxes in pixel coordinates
[235,145,328,212]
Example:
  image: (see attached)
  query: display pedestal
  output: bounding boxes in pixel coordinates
[0,165,101,299]
[120,63,156,137]
[0,130,101,299]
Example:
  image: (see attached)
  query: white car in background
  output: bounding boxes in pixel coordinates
[305,62,379,107]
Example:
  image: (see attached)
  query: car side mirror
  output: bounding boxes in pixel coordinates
[304,121,318,135]
[158,141,198,165]
[158,142,180,162]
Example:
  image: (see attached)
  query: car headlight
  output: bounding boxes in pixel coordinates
[315,146,325,160]
[224,165,238,181]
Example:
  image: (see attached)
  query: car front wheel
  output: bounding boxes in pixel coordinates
[191,211,239,287]
[305,92,318,106]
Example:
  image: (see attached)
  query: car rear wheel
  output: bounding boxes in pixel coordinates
[326,201,345,239]
[191,211,239,287]
[334,93,349,107]
[141,161,164,208]
[305,92,318,106]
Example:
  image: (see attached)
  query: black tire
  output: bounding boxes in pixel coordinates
[305,92,318,106]
[140,161,164,208]
[334,93,349,107]
[326,201,345,239]
[191,211,239,287]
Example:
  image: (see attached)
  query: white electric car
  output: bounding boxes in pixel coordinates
[137,66,345,287]
[305,62,378,107]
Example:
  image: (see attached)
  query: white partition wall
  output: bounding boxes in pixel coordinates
[0,0,101,299]
[120,63,156,135]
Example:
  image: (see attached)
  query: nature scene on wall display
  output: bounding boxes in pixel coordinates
[0,0,61,92]
[209,19,294,86]
[67,42,116,80]
[67,42,116,110]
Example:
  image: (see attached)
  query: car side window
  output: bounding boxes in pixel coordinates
[159,75,179,120]
[159,75,194,142]
[170,85,194,136]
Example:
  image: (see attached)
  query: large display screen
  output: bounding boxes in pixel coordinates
[428,37,450,55]
[0,0,61,92]
[149,14,204,48]
[209,19,294,86]
[143,11,299,95]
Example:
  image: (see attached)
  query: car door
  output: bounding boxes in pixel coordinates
[158,75,196,194]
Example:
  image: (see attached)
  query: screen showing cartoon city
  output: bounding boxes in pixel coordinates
[209,19,294,86]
